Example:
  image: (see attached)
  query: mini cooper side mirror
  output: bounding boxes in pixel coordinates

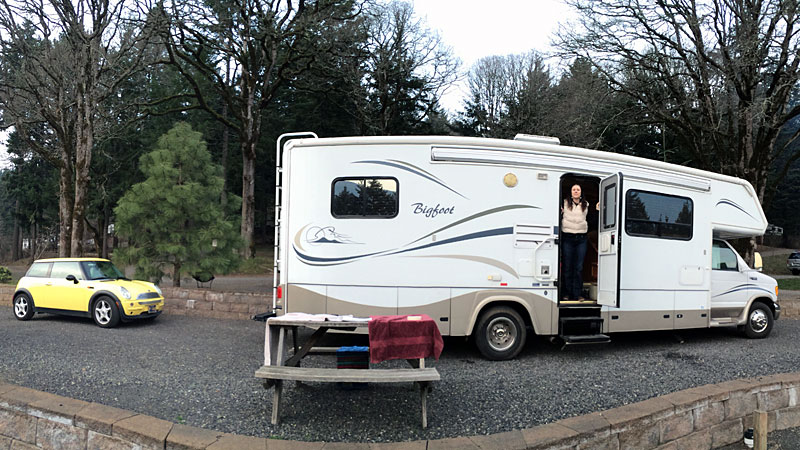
[66,274,79,284]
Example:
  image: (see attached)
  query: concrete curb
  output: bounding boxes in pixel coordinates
[3,373,800,449]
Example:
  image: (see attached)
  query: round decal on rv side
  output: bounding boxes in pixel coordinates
[504,173,518,188]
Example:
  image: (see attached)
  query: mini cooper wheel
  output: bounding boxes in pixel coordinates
[13,293,35,321]
[744,302,773,339]
[93,296,120,328]
[474,306,527,360]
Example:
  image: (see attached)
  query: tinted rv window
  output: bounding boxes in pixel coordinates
[602,183,617,230]
[332,178,398,218]
[712,241,738,271]
[625,190,693,240]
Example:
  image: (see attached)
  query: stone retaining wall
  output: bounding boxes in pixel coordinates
[0,285,272,320]
[0,285,11,306]
[3,373,800,449]
[5,285,800,321]
[0,284,800,320]
[159,287,271,321]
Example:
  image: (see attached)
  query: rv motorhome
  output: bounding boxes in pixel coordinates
[272,133,780,360]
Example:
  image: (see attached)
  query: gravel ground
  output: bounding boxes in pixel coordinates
[1,307,800,443]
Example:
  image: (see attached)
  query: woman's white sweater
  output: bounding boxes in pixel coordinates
[562,199,588,234]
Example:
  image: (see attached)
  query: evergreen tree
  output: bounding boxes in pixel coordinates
[114,123,241,286]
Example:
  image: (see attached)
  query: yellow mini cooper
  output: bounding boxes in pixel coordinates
[12,258,164,328]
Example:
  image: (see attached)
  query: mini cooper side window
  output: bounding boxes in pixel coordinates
[332,178,398,218]
[50,262,84,280]
[26,262,52,278]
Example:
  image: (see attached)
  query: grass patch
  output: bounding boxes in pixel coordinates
[778,278,800,291]
[235,255,273,275]
[761,252,793,276]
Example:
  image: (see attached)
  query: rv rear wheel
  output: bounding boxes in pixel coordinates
[474,306,527,361]
[743,302,773,339]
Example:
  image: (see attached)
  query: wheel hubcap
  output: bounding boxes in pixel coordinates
[750,309,768,333]
[95,301,112,325]
[486,317,517,352]
[14,297,28,317]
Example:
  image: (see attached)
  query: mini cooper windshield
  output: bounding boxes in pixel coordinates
[81,260,126,280]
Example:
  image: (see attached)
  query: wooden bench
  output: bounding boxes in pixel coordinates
[255,365,440,428]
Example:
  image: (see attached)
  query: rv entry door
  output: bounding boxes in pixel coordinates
[598,173,623,308]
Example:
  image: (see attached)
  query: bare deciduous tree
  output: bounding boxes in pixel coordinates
[357,1,459,135]
[556,0,800,208]
[0,0,161,256]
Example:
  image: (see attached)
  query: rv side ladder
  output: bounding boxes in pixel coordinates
[273,133,318,311]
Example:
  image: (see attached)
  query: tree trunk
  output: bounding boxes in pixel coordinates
[58,161,74,257]
[71,39,97,258]
[173,262,181,287]
[71,141,91,257]
[221,104,229,208]
[12,200,20,261]
[241,146,256,259]
[102,204,110,259]
[29,221,37,263]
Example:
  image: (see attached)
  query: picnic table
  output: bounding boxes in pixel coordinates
[255,313,443,428]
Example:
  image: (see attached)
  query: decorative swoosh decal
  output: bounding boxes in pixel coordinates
[355,159,467,199]
[712,284,773,298]
[293,227,514,266]
[408,205,539,245]
[716,199,757,221]
[409,254,519,278]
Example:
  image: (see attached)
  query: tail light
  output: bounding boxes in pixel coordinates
[277,285,283,299]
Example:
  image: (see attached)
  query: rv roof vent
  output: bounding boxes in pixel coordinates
[514,134,561,145]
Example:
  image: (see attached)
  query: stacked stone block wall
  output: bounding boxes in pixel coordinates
[1,285,272,320]
[4,286,800,321]
[0,285,12,307]
[3,373,800,449]
[159,287,271,321]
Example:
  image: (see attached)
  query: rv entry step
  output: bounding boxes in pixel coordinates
[560,334,611,346]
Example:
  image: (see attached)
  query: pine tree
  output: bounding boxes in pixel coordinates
[114,123,241,286]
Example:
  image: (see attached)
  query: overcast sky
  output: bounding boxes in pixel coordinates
[412,0,574,113]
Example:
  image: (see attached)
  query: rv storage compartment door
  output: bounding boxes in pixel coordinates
[598,173,623,308]
[514,224,556,281]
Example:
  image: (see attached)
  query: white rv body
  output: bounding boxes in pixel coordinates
[274,135,779,359]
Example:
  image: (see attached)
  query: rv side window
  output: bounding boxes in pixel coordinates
[331,178,399,218]
[602,183,617,230]
[625,190,693,240]
[712,241,738,271]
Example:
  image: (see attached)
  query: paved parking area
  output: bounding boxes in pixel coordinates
[2,307,800,443]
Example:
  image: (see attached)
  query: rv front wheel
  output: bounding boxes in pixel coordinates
[744,302,774,339]
[475,306,527,361]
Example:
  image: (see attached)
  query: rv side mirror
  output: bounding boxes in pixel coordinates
[753,252,763,272]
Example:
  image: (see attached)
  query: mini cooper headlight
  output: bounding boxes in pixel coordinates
[120,287,131,300]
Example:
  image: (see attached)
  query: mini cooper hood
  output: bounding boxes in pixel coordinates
[99,279,159,296]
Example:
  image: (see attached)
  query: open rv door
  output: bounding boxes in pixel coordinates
[598,173,623,308]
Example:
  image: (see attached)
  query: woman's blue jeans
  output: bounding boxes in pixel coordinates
[561,233,587,300]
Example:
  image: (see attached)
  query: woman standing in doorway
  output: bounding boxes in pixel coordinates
[561,184,592,301]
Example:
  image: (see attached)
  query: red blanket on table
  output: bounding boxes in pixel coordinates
[368,314,444,364]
